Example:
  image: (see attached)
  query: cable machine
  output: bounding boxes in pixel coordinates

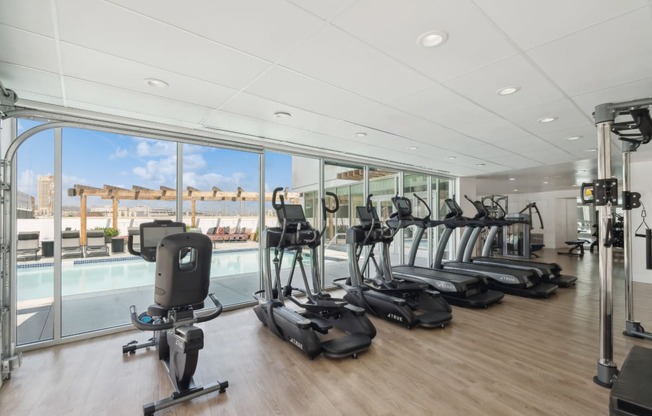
[591,98,652,415]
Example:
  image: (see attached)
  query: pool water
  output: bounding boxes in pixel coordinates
[17,250,315,302]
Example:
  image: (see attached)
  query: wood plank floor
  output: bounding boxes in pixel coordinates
[2,249,651,416]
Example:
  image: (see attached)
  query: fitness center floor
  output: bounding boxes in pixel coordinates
[1,248,649,415]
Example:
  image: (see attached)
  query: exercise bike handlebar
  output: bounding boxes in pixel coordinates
[129,293,224,331]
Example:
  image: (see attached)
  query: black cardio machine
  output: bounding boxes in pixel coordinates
[253,188,375,359]
[469,198,577,288]
[436,198,558,298]
[122,220,228,416]
[388,194,504,308]
[334,195,452,329]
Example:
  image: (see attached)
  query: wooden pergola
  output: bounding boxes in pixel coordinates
[67,184,300,244]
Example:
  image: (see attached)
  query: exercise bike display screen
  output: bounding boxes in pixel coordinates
[356,206,380,227]
[277,205,306,222]
[141,224,185,249]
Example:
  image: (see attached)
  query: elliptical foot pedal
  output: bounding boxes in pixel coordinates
[320,333,371,358]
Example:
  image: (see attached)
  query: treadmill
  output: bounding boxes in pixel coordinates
[388,194,504,308]
[467,199,577,288]
[436,198,558,298]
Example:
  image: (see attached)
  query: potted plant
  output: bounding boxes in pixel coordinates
[95,227,119,243]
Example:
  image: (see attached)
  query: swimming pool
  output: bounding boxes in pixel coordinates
[16,249,312,302]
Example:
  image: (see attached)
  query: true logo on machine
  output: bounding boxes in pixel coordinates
[289,338,303,350]
[387,313,403,322]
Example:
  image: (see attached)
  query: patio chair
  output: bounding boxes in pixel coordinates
[85,230,109,257]
[61,230,84,259]
[17,231,40,261]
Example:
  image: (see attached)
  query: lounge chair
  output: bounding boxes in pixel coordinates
[17,231,40,261]
[61,230,84,259]
[85,230,109,257]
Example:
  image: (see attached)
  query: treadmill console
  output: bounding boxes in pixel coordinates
[356,206,381,230]
[276,204,310,232]
[391,196,412,217]
[444,199,463,217]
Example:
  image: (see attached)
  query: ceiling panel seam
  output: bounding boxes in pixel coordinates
[49,0,67,106]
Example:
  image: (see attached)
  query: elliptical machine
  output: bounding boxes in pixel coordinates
[334,194,452,329]
[253,188,375,359]
[122,220,228,416]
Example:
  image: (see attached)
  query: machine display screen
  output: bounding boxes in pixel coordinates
[142,224,185,248]
[357,206,380,226]
[278,204,306,222]
[393,197,411,216]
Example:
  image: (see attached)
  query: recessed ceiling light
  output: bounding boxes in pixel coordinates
[476,163,486,166]
[417,30,448,47]
[144,78,169,88]
[572,184,579,187]
[543,181,549,184]
[538,117,557,123]
[274,111,291,119]
[566,135,582,141]
[354,132,367,137]
[513,189,518,192]
[407,146,419,150]
[497,85,521,96]
[544,176,549,179]
[586,148,597,152]
[447,156,457,160]
[509,177,516,181]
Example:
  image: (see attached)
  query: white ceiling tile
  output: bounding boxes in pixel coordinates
[0,0,54,37]
[527,8,652,96]
[65,78,213,124]
[390,84,492,126]
[472,0,647,50]
[0,24,59,72]
[488,154,542,170]
[494,136,556,153]
[444,55,564,114]
[520,148,577,164]
[0,62,61,99]
[458,144,512,159]
[220,92,339,131]
[61,43,237,109]
[285,0,358,21]
[244,66,376,119]
[279,25,433,102]
[56,0,269,89]
[502,99,592,134]
[332,0,517,82]
[571,77,652,118]
[107,0,324,62]
[450,113,530,143]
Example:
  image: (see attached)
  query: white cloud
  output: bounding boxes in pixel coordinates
[17,169,36,193]
[136,140,176,157]
[62,174,89,187]
[183,153,206,170]
[109,147,129,160]
[133,156,176,182]
[183,171,249,190]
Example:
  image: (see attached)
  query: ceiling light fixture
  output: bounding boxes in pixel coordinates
[447,156,457,160]
[274,111,291,119]
[476,163,486,166]
[417,30,448,48]
[144,78,169,88]
[538,117,557,123]
[407,146,419,150]
[566,135,582,141]
[586,148,597,152]
[513,189,518,192]
[509,177,516,181]
[543,181,549,184]
[497,85,521,96]
[354,132,367,137]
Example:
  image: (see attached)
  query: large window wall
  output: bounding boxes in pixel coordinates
[8,117,456,349]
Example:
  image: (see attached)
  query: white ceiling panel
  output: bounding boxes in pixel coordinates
[60,43,237,109]
[472,0,647,50]
[243,66,376,119]
[390,84,492,126]
[502,99,592,135]
[527,8,652,96]
[219,92,339,131]
[520,148,577,165]
[0,62,61,99]
[65,78,213,125]
[333,0,517,82]
[107,0,323,63]
[286,0,358,22]
[56,0,269,89]
[493,136,557,153]
[450,112,530,143]
[487,154,542,170]
[279,25,433,103]
[0,0,54,37]
[571,77,652,118]
[202,111,308,142]
[458,143,513,159]
[444,55,564,114]
[0,24,59,73]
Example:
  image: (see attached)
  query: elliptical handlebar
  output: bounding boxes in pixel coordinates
[491,195,507,219]
[320,192,339,237]
[129,293,223,331]
[412,193,431,223]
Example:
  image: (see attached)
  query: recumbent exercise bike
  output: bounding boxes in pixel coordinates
[122,220,228,415]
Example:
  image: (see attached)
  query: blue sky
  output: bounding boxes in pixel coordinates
[16,119,292,209]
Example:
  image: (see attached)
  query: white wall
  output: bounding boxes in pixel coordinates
[630,156,652,283]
